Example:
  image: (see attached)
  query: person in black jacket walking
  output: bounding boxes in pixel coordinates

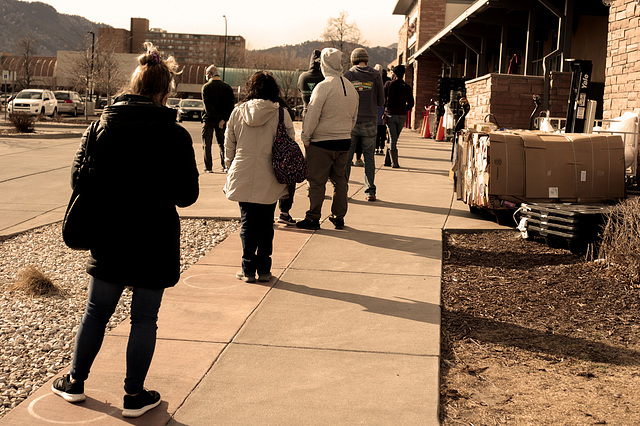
[384,65,415,168]
[52,42,199,419]
[202,65,235,172]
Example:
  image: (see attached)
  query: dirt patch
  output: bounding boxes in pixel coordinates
[440,230,640,424]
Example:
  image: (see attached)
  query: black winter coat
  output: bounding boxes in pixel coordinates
[71,94,199,288]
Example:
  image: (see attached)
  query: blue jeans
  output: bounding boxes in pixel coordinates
[386,115,405,150]
[239,202,277,276]
[71,276,164,395]
[346,121,377,196]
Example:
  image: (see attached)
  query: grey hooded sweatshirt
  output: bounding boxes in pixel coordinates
[344,63,385,122]
[301,48,359,147]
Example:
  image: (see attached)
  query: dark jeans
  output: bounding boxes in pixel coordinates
[376,125,387,150]
[239,202,277,276]
[202,121,226,171]
[71,276,164,395]
[278,184,296,213]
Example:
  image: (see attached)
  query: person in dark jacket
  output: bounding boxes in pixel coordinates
[202,64,235,172]
[384,64,415,168]
[344,47,385,202]
[52,42,199,419]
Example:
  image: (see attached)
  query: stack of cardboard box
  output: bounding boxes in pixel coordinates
[453,129,626,209]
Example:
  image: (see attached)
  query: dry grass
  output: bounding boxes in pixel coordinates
[11,265,62,297]
[599,197,640,282]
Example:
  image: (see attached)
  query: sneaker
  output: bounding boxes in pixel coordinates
[354,159,364,167]
[277,212,296,225]
[52,374,85,403]
[296,218,320,230]
[122,389,161,418]
[366,194,377,202]
[236,271,256,283]
[202,169,213,174]
[257,273,271,282]
[328,216,344,229]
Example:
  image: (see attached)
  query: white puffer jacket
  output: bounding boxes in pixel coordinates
[223,99,291,204]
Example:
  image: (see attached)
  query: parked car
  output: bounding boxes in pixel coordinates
[7,89,58,116]
[177,99,204,122]
[166,97,181,109]
[53,91,85,116]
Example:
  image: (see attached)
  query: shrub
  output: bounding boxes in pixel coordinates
[8,112,36,133]
[598,197,640,282]
[11,265,61,297]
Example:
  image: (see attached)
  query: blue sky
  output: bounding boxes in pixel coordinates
[36,0,405,50]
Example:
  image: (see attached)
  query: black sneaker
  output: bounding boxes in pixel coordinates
[52,374,85,403]
[122,389,161,418]
[277,212,296,225]
[328,216,344,229]
[236,270,256,283]
[257,272,271,282]
[296,218,320,230]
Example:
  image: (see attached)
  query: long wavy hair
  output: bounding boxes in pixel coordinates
[243,71,287,107]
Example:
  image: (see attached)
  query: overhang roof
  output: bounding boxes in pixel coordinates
[393,0,414,15]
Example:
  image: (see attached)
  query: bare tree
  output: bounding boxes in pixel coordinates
[62,34,94,96]
[95,40,125,103]
[322,11,363,54]
[16,34,38,89]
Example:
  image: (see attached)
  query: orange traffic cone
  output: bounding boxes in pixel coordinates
[435,116,445,141]
[422,112,432,138]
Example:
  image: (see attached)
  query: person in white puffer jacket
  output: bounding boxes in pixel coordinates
[224,71,292,283]
[296,48,359,231]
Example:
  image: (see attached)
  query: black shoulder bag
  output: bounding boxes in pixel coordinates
[62,121,99,250]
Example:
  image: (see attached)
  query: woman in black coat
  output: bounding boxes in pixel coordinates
[52,42,199,418]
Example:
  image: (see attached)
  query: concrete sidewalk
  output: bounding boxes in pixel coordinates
[1,128,503,425]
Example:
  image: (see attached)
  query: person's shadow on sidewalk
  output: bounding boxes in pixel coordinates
[276,280,439,325]
[319,224,440,260]
[349,198,472,218]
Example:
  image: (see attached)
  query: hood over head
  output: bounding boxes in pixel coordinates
[236,98,280,127]
[320,48,343,78]
[309,49,322,71]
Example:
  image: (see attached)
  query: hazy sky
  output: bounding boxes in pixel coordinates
[36,0,405,50]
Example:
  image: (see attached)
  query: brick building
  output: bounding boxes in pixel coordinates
[98,18,246,66]
[392,0,611,130]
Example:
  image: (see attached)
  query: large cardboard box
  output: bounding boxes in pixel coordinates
[522,132,625,201]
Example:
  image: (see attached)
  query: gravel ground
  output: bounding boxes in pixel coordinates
[0,218,238,419]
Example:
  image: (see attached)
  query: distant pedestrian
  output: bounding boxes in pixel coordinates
[296,48,359,230]
[344,48,385,202]
[374,64,388,155]
[224,71,291,283]
[384,64,414,168]
[52,42,199,419]
[202,64,235,173]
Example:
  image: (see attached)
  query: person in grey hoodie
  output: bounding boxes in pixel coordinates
[344,47,385,202]
[296,48,359,230]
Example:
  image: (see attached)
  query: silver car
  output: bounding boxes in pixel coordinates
[177,99,204,122]
[7,89,58,116]
[53,91,85,116]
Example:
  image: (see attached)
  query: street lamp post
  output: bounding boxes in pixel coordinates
[88,31,95,102]
[222,15,227,82]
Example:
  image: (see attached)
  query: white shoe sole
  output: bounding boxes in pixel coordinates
[51,384,86,403]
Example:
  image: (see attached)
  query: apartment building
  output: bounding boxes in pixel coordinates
[98,18,246,66]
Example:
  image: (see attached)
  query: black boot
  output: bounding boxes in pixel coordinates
[384,149,391,167]
[390,149,400,168]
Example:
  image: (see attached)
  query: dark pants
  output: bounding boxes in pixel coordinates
[305,144,349,221]
[239,202,277,276]
[376,125,387,150]
[71,276,164,394]
[278,184,296,213]
[202,121,226,171]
